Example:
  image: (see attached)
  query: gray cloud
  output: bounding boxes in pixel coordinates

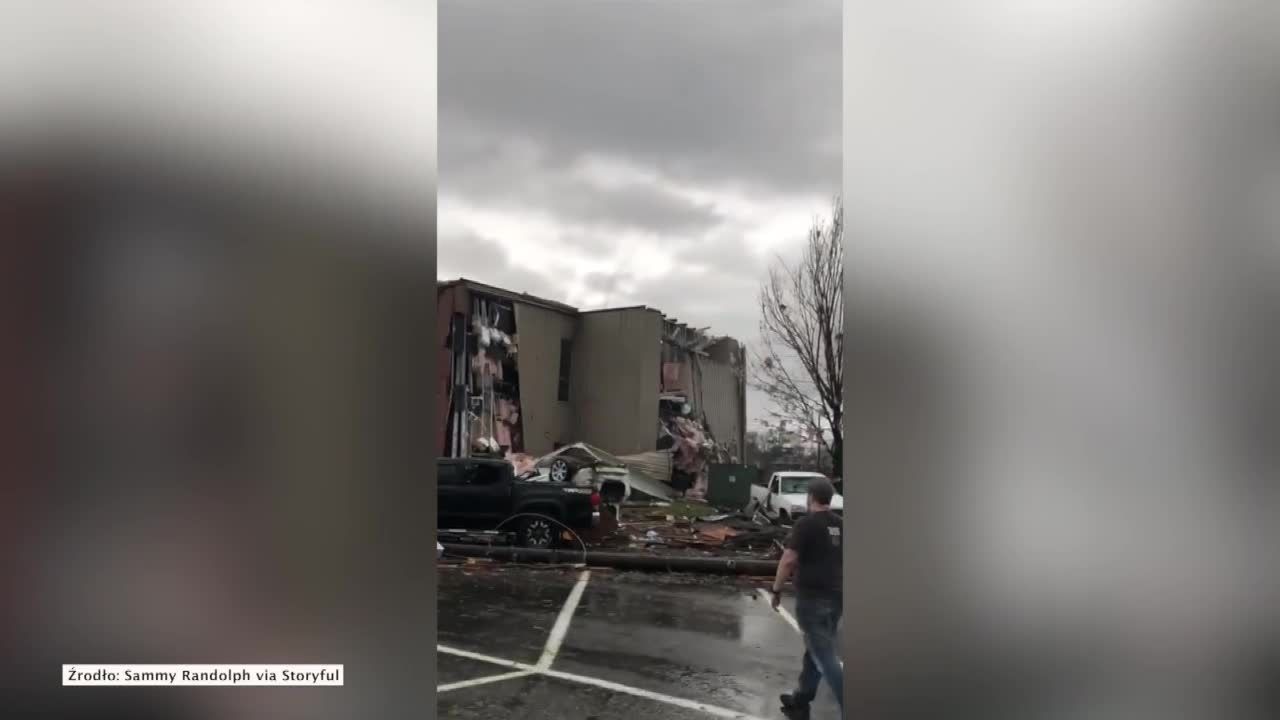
[556,230,619,253]
[439,0,840,426]
[438,228,562,302]
[443,142,726,236]
[553,182,723,234]
[440,0,840,196]
[581,270,635,295]
[677,228,772,275]
[438,228,510,277]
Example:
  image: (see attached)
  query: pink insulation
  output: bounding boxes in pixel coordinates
[494,422,512,449]
[668,416,709,474]
[496,398,519,423]
[661,362,683,392]
[471,354,503,380]
[506,453,537,476]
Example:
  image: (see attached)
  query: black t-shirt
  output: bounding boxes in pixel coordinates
[786,511,843,597]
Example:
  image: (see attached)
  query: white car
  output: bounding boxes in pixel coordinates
[750,471,843,523]
[522,442,629,503]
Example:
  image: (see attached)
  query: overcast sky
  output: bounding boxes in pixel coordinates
[439,0,841,427]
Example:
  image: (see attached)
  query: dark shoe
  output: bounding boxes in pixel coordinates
[779,693,811,719]
[780,704,811,720]
[780,693,811,709]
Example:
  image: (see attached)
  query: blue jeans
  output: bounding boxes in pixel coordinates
[794,593,843,710]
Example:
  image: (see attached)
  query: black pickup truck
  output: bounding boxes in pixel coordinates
[437,457,605,548]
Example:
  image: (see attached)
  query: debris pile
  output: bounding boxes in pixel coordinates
[664,416,712,474]
[589,504,787,560]
[657,399,731,499]
[655,317,743,499]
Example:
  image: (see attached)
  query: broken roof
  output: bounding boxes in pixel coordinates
[437,277,739,348]
[662,317,721,355]
[438,277,579,315]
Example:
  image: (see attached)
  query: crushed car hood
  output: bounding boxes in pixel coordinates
[528,442,672,502]
[534,442,628,469]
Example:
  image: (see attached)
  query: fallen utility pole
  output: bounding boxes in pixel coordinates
[442,543,778,576]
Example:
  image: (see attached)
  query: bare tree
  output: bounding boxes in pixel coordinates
[752,197,843,473]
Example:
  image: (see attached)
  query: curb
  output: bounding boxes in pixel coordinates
[441,543,779,576]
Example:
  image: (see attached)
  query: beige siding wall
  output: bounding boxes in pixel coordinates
[698,356,746,460]
[513,303,576,456]
[704,339,747,459]
[571,308,663,455]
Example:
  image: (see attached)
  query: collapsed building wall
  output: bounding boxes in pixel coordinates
[441,285,528,458]
[437,283,469,457]
[466,293,522,454]
[658,320,747,495]
[436,280,748,497]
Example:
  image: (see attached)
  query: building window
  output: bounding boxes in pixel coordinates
[557,338,572,402]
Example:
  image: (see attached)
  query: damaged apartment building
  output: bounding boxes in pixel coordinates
[437,278,747,494]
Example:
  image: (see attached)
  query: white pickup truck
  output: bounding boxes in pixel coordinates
[750,471,843,523]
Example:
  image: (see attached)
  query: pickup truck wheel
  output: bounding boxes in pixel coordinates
[519,517,557,548]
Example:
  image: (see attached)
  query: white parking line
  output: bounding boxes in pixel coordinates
[437,645,535,671]
[541,668,771,720]
[437,644,770,719]
[438,670,535,693]
[757,589,802,634]
[536,569,591,670]
[439,570,772,718]
[434,650,771,719]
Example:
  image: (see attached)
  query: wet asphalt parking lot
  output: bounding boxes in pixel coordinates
[437,564,843,720]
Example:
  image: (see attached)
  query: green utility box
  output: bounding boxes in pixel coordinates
[706,463,759,510]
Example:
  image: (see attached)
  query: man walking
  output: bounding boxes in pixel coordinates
[770,477,843,718]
